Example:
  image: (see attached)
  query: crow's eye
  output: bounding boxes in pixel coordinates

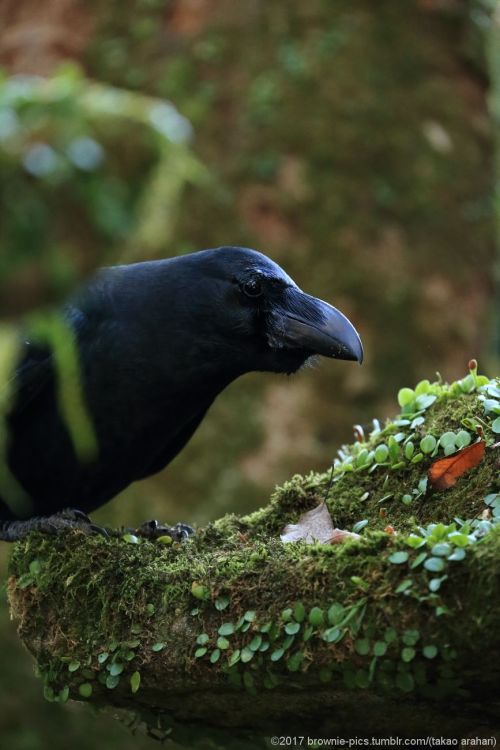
[243,278,263,298]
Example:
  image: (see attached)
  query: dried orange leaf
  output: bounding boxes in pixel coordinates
[428,440,485,490]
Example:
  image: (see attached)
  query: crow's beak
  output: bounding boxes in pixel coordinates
[277,291,364,363]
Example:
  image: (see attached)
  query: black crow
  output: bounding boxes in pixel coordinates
[0,246,363,541]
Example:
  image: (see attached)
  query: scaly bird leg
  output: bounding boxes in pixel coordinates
[0,508,109,542]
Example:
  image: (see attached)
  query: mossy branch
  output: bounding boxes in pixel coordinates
[7,375,500,746]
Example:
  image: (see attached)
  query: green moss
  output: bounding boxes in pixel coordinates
[6,369,500,739]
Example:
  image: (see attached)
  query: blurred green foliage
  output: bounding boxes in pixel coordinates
[0,65,200,315]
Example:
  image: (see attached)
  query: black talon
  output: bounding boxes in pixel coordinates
[0,510,111,542]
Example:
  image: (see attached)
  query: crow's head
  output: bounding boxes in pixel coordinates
[177,246,363,376]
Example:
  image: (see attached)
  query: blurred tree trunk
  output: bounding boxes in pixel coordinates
[0,0,91,73]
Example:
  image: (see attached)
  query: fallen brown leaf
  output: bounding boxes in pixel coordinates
[428,440,485,490]
[280,502,360,545]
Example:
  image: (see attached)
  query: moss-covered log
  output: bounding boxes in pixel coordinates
[7,370,500,745]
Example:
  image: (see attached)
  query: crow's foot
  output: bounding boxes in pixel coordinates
[0,509,109,542]
[134,519,195,541]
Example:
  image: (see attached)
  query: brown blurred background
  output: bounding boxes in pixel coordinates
[0,0,498,746]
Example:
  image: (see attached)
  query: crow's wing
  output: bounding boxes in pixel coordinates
[7,341,54,420]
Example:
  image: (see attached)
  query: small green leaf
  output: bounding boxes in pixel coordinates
[308,607,324,626]
[228,649,241,666]
[448,547,466,562]
[429,576,447,593]
[448,532,470,547]
[217,637,230,650]
[352,519,368,533]
[249,634,263,651]
[373,641,387,657]
[404,442,415,460]
[215,595,230,611]
[68,660,80,673]
[97,652,109,664]
[355,638,370,656]
[415,394,436,411]
[431,543,451,557]
[285,622,300,635]
[79,683,93,698]
[106,674,120,689]
[130,671,141,693]
[281,608,293,622]
[395,579,412,594]
[210,649,221,664]
[406,534,425,548]
[29,559,41,576]
[388,551,408,565]
[108,662,124,676]
[43,686,55,702]
[350,576,369,590]
[411,551,428,568]
[156,535,173,545]
[151,642,166,652]
[415,379,431,395]
[455,430,471,448]
[492,417,500,434]
[423,645,438,659]
[401,647,415,663]
[194,647,207,658]
[218,623,235,636]
[122,534,139,544]
[243,610,256,622]
[424,557,445,573]
[191,582,209,600]
[327,603,344,625]
[402,629,420,646]
[270,648,284,662]
[302,625,314,642]
[240,647,254,663]
[398,388,415,407]
[374,444,389,463]
[146,603,155,615]
[293,601,306,622]
[439,431,457,448]
[286,652,304,672]
[384,627,397,644]
[322,627,342,643]
[196,633,209,646]
[420,435,437,454]
[58,686,69,703]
